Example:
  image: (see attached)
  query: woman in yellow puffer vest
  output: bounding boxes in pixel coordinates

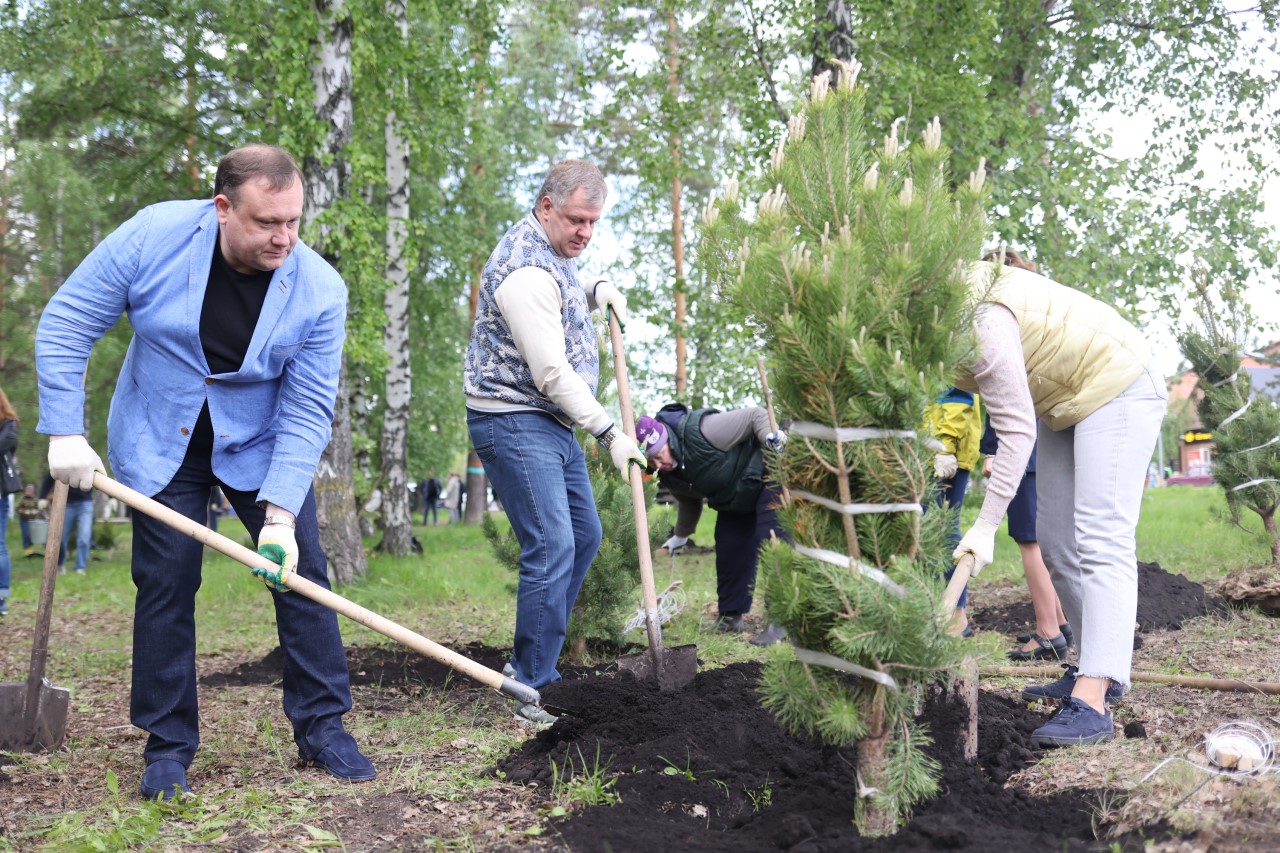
[951,250,1167,751]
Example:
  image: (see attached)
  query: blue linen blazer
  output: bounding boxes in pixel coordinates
[35,199,347,514]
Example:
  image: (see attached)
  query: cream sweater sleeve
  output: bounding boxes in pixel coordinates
[493,267,612,436]
[970,303,1037,527]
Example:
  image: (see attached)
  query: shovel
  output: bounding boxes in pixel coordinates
[0,481,72,752]
[89,472,568,717]
[608,314,698,691]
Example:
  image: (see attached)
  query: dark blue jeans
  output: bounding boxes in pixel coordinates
[130,445,353,767]
[467,410,601,690]
[59,499,94,571]
[712,483,789,616]
[932,469,971,609]
[0,495,9,600]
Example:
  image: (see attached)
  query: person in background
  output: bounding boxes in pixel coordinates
[951,248,1166,748]
[926,387,983,637]
[40,473,95,575]
[17,483,44,558]
[463,159,644,729]
[420,471,442,526]
[636,404,789,645]
[980,417,1070,661]
[208,487,229,532]
[443,472,462,524]
[35,144,373,799]
[0,387,20,616]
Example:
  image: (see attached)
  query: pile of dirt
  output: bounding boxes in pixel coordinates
[496,662,1143,851]
[976,561,1226,638]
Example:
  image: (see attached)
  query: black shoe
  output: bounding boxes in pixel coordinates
[750,624,787,646]
[310,733,377,782]
[139,759,192,800]
[1018,623,1074,647]
[1021,664,1123,705]
[1008,632,1069,662]
[712,614,745,634]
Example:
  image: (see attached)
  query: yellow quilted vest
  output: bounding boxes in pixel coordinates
[955,262,1151,431]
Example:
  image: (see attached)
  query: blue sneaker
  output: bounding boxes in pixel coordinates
[310,733,377,782]
[1021,664,1123,705]
[1031,697,1114,748]
[139,759,192,800]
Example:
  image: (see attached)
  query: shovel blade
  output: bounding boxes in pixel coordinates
[0,680,71,753]
[617,643,698,692]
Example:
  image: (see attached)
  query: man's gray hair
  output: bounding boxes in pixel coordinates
[534,160,607,211]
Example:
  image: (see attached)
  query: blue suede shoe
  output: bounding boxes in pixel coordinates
[311,733,377,782]
[1031,697,1114,748]
[1021,664,1123,705]
[139,759,192,800]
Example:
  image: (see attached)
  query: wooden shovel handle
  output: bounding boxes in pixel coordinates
[25,481,68,725]
[607,315,665,660]
[942,553,975,613]
[91,472,539,705]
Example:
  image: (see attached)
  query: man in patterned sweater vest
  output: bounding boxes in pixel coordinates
[464,160,645,729]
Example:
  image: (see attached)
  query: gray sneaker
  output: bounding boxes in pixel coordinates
[513,701,557,731]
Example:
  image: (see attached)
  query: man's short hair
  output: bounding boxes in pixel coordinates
[534,160,607,211]
[214,145,303,203]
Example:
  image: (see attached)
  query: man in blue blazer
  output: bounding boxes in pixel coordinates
[35,145,374,799]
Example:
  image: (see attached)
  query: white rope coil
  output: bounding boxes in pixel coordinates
[1138,718,1277,784]
[623,580,686,634]
[791,489,923,516]
[1204,719,1275,774]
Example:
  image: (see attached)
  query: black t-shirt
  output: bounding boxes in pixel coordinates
[191,240,274,450]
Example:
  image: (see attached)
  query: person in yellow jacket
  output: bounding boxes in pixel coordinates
[926,388,983,636]
[950,251,1166,749]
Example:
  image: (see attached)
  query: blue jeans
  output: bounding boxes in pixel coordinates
[60,500,95,572]
[130,444,354,767]
[467,411,601,690]
[0,495,10,600]
[932,469,971,610]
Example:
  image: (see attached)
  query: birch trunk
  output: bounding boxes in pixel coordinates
[304,0,366,582]
[378,0,413,555]
[664,8,687,397]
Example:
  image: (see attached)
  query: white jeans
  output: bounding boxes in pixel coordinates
[1036,361,1167,688]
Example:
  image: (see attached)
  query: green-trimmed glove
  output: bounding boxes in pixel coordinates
[254,523,298,592]
[593,280,629,330]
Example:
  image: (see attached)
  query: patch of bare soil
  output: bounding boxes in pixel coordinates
[495,663,1170,852]
[975,561,1229,639]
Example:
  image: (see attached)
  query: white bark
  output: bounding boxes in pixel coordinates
[305,0,367,582]
[379,0,413,555]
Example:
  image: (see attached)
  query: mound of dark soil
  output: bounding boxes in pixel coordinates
[976,561,1226,638]
[496,663,1138,851]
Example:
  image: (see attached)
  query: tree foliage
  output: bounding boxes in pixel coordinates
[1180,273,1280,565]
[709,64,983,834]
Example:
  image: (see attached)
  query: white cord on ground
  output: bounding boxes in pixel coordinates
[623,580,686,634]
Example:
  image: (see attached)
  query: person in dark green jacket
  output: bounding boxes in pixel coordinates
[636,404,788,644]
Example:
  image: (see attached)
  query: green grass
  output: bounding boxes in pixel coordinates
[2,483,1273,850]
[962,484,1270,588]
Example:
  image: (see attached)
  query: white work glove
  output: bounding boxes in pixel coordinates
[934,453,958,480]
[662,535,689,553]
[48,435,105,490]
[254,522,298,592]
[952,518,1000,576]
[603,429,647,483]
[765,431,788,452]
[593,280,629,330]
